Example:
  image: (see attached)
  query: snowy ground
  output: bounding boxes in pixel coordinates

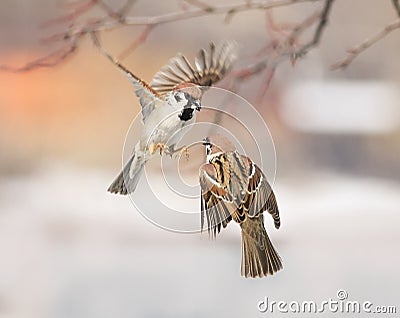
[0,165,399,317]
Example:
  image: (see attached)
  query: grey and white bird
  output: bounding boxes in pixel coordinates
[199,134,282,278]
[93,38,237,195]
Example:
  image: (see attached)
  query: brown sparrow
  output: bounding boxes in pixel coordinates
[199,135,282,278]
[93,39,237,195]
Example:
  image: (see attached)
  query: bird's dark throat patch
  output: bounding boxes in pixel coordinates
[178,108,194,121]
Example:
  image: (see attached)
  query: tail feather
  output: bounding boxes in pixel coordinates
[240,216,282,278]
[108,153,145,195]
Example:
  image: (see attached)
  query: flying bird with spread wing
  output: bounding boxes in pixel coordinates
[199,135,282,278]
[92,35,237,195]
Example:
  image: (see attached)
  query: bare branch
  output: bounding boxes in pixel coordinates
[392,0,400,17]
[287,10,323,44]
[1,0,323,73]
[2,0,398,106]
[118,25,154,60]
[0,39,78,72]
[255,66,276,104]
[332,19,400,70]
[91,31,122,68]
[41,0,97,27]
[233,0,335,101]
[183,0,213,12]
[61,0,322,36]
[292,0,335,58]
[232,60,268,81]
[97,0,137,21]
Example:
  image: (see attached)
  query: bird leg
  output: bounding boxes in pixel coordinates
[170,145,190,161]
[148,143,170,155]
[148,143,189,160]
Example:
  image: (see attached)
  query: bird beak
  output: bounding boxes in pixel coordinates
[195,102,201,111]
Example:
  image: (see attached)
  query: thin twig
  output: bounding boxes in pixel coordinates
[255,66,276,104]
[236,0,334,101]
[292,0,335,58]
[59,0,321,36]
[332,19,400,70]
[232,60,268,81]
[118,24,155,60]
[183,0,213,12]
[392,0,400,17]
[97,0,137,21]
[287,9,323,44]
[0,39,78,72]
[41,0,97,27]
[97,0,125,20]
[1,0,322,73]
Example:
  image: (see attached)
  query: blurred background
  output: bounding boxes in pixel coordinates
[0,0,399,317]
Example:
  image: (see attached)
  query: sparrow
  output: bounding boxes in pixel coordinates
[199,135,282,278]
[92,36,237,195]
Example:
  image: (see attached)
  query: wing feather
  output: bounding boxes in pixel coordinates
[129,78,162,123]
[199,164,234,237]
[240,157,281,229]
[92,34,162,123]
[195,48,208,75]
[151,41,237,94]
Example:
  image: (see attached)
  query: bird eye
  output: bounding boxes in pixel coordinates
[174,94,182,102]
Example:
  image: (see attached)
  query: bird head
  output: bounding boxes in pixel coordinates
[169,83,202,121]
[202,134,236,161]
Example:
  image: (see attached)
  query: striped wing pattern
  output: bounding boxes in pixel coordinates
[199,152,280,234]
[199,163,234,237]
[150,41,237,95]
[241,157,280,229]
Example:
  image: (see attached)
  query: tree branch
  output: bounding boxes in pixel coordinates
[233,0,335,101]
[41,0,97,27]
[0,38,78,72]
[292,0,335,58]
[96,0,137,21]
[64,0,321,34]
[392,0,400,17]
[1,0,322,73]
[331,19,400,70]
[118,25,154,60]
[183,0,214,12]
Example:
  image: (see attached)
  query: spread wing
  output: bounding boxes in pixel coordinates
[124,67,163,123]
[199,163,234,237]
[150,41,237,95]
[92,33,162,123]
[240,157,280,229]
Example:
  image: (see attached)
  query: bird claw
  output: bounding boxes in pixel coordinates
[173,146,190,161]
[148,143,189,160]
[182,147,190,161]
[149,143,169,155]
